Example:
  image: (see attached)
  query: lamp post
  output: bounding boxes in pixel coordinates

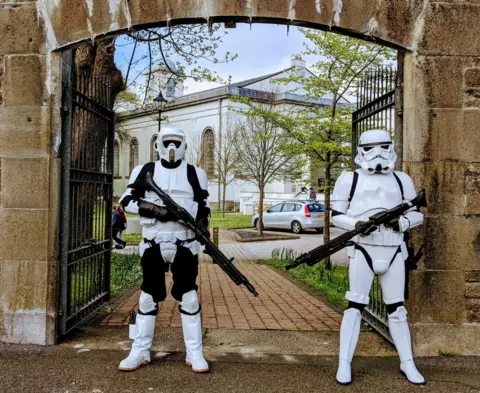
[153,91,168,132]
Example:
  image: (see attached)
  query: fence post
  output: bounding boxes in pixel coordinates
[213,227,219,247]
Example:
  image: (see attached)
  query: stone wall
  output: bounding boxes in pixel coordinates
[0,1,60,344]
[0,0,477,351]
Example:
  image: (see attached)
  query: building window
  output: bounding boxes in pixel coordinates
[129,138,139,172]
[201,128,215,177]
[114,141,120,177]
[150,135,160,162]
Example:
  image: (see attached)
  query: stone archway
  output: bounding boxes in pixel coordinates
[0,1,478,354]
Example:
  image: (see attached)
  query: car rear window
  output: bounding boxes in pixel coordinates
[307,203,324,212]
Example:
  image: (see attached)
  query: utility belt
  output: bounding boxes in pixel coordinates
[143,237,196,248]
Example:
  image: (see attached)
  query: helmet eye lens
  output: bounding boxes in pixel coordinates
[163,140,181,149]
[363,146,373,152]
[381,144,390,150]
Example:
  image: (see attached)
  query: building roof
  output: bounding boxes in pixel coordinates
[116,65,353,119]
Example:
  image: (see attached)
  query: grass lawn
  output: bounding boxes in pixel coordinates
[123,212,252,243]
[267,248,349,310]
[110,252,142,297]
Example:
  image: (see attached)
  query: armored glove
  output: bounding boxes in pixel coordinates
[385,215,410,232]
[355,220,377,236]
[138,200,176,222]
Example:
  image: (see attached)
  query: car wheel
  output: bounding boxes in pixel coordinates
[254,219,263,231]
[291,221,302,234]
[315,228,323,234]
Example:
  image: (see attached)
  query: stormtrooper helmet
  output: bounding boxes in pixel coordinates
[354,129,397,174]
[155,126,187,163]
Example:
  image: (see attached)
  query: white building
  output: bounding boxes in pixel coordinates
[114,57,349,214]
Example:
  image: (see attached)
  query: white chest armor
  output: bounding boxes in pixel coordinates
[349,172,404,247]
[140,160,198,241]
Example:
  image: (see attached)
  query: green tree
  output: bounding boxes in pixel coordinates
[233,99,303,236]
[241,31,394,266]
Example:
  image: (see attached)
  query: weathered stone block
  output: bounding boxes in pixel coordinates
[0,260,49,311]
[51,0,91,46]
[90,0,129,36]
[466,298,480,323]
[0,311,54,345]
[465,270,480,282]
[420,3,480,56]
[0,4,43,55]
[409,270,465,324]
[3,55,47,106]
[284,0,333,26]
[0,158,49,209]
[0,209,48,261]
[377,0,425,49]
[406,55,477,109]
[0,106,50,158]
[464,68,480,87]
[465,164,480,215]
[412,324,480,356]
[404,108,480,163]
[128,0,168,26]
[420,216,480,271]
[405,162,466,216]
[465,282,480,298]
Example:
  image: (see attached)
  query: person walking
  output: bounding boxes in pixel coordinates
[112,205,127,249]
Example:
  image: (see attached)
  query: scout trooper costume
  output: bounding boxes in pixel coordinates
[118,126,210,373]
[332,130,425,385]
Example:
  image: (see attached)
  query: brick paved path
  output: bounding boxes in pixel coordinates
[102,241,342,332]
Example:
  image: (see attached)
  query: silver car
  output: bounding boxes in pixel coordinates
[252,201,325,234]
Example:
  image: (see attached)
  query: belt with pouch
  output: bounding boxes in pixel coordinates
[143,237,196,248]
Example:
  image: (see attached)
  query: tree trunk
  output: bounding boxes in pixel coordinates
[323,159,332,270]
[71,39,125,247]
[258,186,264,236]
[222,179,227,218]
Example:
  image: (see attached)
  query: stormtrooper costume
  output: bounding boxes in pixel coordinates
[331,130,425,385]
[118,126,210,373]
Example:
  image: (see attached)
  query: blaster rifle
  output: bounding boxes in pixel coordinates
[143,172,259,297]
[285,190,428,271]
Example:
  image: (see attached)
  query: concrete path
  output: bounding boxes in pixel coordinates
[1,344,479,393]
[234,228,349,266]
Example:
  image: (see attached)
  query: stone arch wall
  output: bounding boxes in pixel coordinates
[0,1,478,353]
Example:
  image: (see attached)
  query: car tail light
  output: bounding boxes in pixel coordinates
[304,205,311,218]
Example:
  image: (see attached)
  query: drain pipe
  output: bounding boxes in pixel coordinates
[218,98,223,211]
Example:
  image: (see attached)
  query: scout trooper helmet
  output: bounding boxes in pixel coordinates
[155,126,187,163]
[354,129,397,174]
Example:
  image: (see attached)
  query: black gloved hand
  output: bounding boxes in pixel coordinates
[355,220,377,236]
[384,217,401,232]
[138,200,175,222]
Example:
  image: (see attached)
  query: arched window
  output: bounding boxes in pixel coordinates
[114,140,120,177]
[129,138,139,172]
[150,135,160,162]
[201,128,215,177]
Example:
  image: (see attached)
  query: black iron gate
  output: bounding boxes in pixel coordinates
[351,66,398,343]
[58,51,115,336]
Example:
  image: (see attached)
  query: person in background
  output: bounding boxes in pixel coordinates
[112,205,127,249]
[117,205,127,242]
[308,187,317,203]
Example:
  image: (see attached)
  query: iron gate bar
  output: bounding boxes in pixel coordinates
[58,50,115,336]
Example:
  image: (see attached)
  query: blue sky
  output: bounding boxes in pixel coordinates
[114,24,319,95]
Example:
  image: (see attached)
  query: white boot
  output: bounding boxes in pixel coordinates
[388,306,425,385]
[336,308,362,385]
[181,312,209,373]
[118,314,156,371]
